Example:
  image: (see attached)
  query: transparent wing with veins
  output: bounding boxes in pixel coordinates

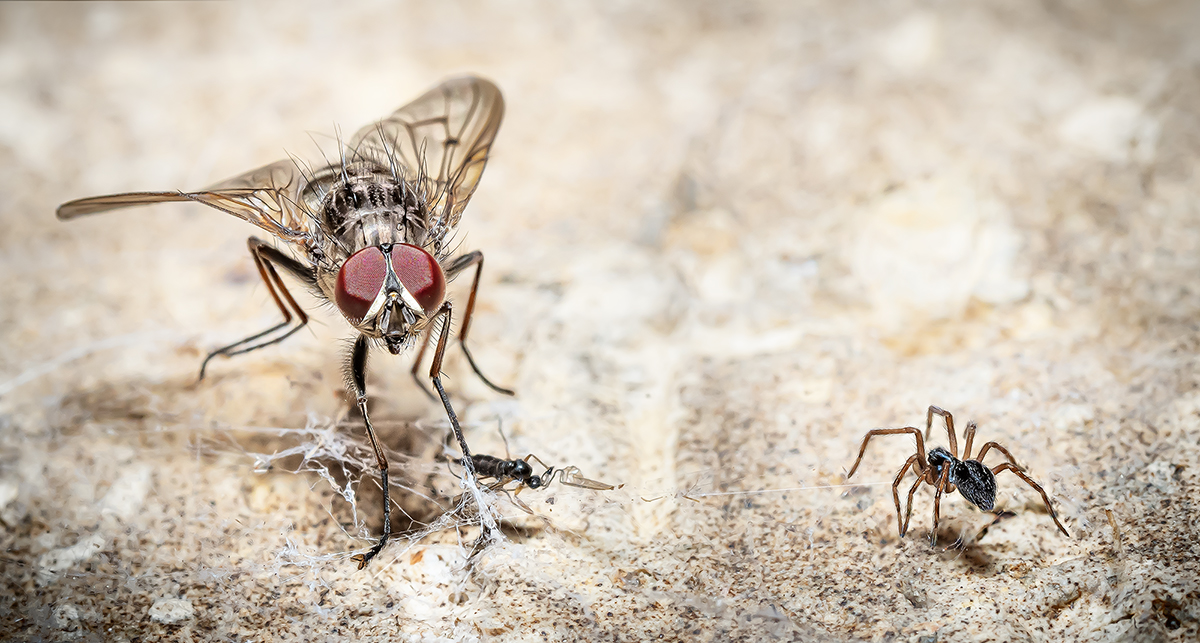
[56,159,326,258]
[345,76,505,253]
[552,466,618,491]
[56,77,506,264]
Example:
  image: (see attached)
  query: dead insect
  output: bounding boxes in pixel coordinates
[57,76,514,568]
[846,405,1069,544]
[466,452,616,514]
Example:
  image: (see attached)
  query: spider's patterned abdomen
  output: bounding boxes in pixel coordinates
[951,460,997,511]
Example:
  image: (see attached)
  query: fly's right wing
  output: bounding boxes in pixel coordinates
[57,160,323,252]
[345,76,505,252]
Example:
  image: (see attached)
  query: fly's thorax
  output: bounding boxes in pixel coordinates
[320,164,430,251]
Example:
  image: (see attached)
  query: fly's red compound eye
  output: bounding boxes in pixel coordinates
[391,244,445,315]
[335,246,387,322]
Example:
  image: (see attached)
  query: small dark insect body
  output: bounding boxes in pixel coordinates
[452,452,617,517]
[471,453,547,489]
[468,452,617,497]
[57,77,512,568]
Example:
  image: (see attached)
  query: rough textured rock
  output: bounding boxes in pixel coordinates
[1,1,1198,641]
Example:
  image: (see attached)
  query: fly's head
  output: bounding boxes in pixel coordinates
[334,243,445,352]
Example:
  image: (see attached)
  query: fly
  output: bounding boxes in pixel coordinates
[57,76,515,568]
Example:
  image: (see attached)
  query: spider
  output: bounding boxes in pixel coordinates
[846,405,1069,544]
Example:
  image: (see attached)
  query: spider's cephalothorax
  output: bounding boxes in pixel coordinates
[847,406,1069,544]
[925,446,998,512]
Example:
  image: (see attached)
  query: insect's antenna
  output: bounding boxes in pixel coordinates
[444,457,464,482]
[496,419,512,460]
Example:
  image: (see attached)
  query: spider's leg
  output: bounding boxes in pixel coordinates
[504,486,535,515]
[847,427,927,478]
[900,469,928,538]
[925,406,958,458]
[930,466,952,546]
[891,455,920,539]
[992,462,1070,537]
[962,421,978,460]
[976,442,1022,469]
[497,419,513,459]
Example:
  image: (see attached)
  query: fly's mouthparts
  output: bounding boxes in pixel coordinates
[401,305,418,325]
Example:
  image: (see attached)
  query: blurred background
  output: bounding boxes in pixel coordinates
[1,1,1198,641]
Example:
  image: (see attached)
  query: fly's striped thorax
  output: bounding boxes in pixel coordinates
[320,165,430,255]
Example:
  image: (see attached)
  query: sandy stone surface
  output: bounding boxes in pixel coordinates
[1,1,1198,641]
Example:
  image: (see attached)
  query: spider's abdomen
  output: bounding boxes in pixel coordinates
[952,460,997,511]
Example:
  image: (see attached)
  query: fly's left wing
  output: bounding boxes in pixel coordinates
[345,76,505,253]
[57,160,324,252]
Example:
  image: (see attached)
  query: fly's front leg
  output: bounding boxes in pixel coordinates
[199,236,314,379]
[427,302,475,473]
[408,325,437,401]
[444,251,515,396]
[347,335,391,570]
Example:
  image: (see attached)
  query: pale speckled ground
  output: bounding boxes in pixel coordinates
[1,1,1199,641]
